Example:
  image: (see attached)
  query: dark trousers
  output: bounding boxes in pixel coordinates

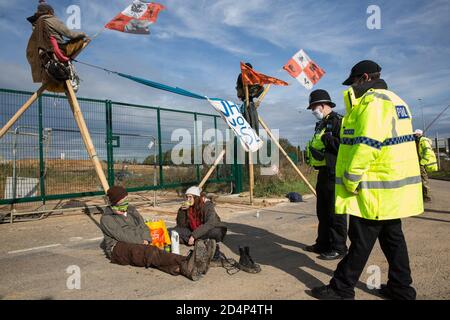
[170,226,227,245]
[111,241,185,275]
[315,168,348,253]
[330,216,416,300]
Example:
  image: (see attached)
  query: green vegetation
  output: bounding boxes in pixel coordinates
[429,170,450,181]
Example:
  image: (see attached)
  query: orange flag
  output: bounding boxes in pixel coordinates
[240,62,288,86]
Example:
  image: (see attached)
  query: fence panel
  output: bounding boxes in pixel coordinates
[0,88,237,206]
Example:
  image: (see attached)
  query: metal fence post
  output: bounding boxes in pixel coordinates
[233,136,243,194]
[38,96,46,205]
[194,113,201,182]
[106,100,115,187]
[436,132,441,170]
[156,108,164,186]
[214,116,220,180]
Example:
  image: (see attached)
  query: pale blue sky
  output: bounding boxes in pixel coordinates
[0,0,449,147]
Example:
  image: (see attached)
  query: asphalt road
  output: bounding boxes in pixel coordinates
[0,180,449,300]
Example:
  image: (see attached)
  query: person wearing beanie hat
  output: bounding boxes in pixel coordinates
[311,61,421,300]
[170,186,228,268]
[100,185,215,281]
[304,89,348,261]
[106,185,128,206]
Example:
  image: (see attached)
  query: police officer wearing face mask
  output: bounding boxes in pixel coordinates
[304,89,348,260]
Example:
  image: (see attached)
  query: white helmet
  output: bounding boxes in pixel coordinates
[414,129,423,136]
[185,186,201,197]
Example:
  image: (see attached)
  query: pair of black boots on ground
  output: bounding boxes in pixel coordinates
[211,244,261,273]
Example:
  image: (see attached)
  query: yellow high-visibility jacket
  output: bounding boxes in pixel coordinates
[306,127,326,167]
[418,137,438,172]
[335,86,423,220]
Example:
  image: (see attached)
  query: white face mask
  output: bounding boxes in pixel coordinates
[312,109,324,120]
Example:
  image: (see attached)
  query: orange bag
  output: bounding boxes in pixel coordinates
[145,220,171,249]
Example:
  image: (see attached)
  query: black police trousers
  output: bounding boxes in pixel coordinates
[315,168,348,254]
[330,215,417,300]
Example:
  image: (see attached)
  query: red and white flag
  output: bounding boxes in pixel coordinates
[283,49,325,90]
[105,1,165,34]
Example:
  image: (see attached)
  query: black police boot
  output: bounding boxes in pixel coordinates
[311,285,354,300]
[304,244,324,254]
[319,250,345,260]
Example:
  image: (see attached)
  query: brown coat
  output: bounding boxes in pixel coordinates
[26,14,85,83]
[26,15,52,83]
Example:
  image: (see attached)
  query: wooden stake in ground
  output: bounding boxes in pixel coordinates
[199,149,227,189]
[65,80,110,193]
[0,84,47,140]
[259,116,316,196]
[244,84,255,205]
[253,85,317,197]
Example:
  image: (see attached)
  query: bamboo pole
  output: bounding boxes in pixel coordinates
[199,149,226,189]
[259,116,317,196]
[65,80,110,193]
[244,84,254,205]
[0,84,47,140]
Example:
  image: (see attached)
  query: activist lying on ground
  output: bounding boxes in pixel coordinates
[100,186,216,281]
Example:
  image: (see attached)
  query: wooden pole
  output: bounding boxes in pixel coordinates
[253,85,316,196]
[255,84,271,108]
[71,38,91,60]
[0,84,47,140]
[199,149,226,189]
[259,116,317,197]
[244,84,254,205]
[65,80,110,193]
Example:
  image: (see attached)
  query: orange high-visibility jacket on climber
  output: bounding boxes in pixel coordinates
[335,84,424,220]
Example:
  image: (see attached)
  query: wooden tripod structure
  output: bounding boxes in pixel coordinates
[0,80,110,194]
[196,84,316,200]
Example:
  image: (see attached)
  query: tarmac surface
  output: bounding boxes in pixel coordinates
[0,180,449,300]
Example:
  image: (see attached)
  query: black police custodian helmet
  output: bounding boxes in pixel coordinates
[307,89,336,110]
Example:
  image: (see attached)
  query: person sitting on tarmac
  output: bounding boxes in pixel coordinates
[170,186,228,267]
[100,185,215,281]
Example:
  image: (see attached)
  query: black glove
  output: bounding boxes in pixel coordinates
[321,132,333,145]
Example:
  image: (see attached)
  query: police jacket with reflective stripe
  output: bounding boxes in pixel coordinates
[307,112,342,172]
[335,79,423,220]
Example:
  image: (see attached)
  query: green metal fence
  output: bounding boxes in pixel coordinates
[0,88,242,205]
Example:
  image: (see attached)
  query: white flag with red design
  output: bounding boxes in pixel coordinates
[283,49,325,90]
[105,1,165,35]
